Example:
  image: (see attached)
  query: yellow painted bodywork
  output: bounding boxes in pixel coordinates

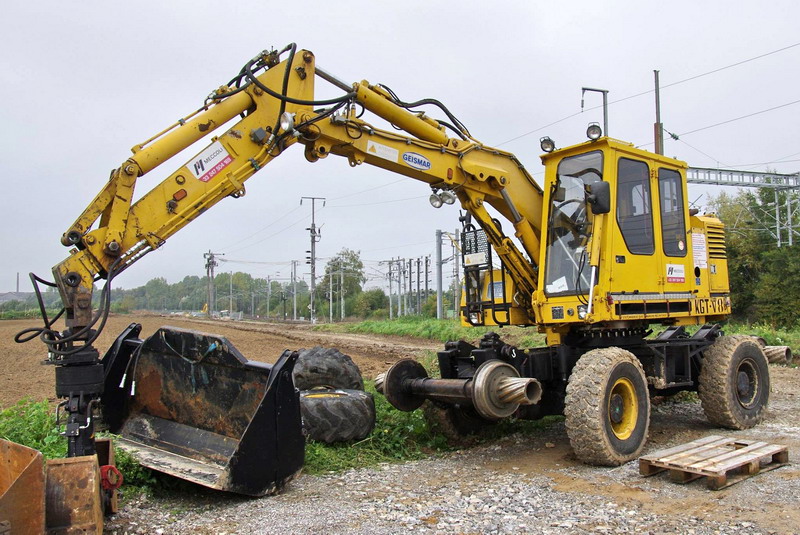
[460,269,529,327]
[53,47,730,345]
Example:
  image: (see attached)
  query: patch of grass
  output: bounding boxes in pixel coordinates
[0,399,160,498]
[303,379,449,474]
[0,399,66,459]
[314,316,545,348]
[315,316,488,343]
[723,321,800,351]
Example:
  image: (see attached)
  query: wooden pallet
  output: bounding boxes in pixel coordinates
[639,435,789,490]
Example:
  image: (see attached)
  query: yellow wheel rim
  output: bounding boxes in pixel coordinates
[608,377,638,440]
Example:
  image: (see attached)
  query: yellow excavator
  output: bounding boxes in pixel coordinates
[8,43,768,525]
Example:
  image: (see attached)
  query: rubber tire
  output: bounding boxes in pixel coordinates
[699,335,769,429]
[299,389,375,443]
[565,347,651,466]
[423,402,494,443]
[294,347,364,391]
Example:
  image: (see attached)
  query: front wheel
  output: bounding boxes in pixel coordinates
[565,347,650,466]
[699,335,769,429]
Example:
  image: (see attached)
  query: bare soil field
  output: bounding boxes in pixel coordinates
[2,314,799,534]
[0,313,439,409]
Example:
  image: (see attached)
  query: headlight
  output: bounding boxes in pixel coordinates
[439,190,456,205]
[540,136,556,153]
[577,305,588,319]
[586,122,602,141]
[279,112,295,132]
[429,193,443,208]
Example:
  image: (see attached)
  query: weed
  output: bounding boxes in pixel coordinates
[0,399,66,459]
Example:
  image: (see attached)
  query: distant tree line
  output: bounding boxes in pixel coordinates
[710,187,800,328]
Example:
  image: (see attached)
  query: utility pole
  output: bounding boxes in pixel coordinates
[266,275,271,319]
[416,257,421,314]
[397,258,403,316]
[388,262,394,319]
[329,270,334,323]
[435,230,443,319]
[292,260,298,320]
[407,259,412,314]
[424,255,430,301]
[301,196,325,323]
[654,70,664,155]
[453,229,461,316]
[229,271,233,312]
[204,251,223,316]
[340,268,345,320]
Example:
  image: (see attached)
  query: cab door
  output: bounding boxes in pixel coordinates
[610,156,661,296]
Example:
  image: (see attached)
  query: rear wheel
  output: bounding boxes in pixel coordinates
[699,335,769,429]
[565,347,650,466]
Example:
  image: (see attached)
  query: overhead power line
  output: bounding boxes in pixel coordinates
[496,41,800,147]
[675,99,800,137]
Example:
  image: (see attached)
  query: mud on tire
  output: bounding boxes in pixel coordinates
[299,389,375,443]
[564,347,650,466]
[294,347,364,391]
[699,335,769,429]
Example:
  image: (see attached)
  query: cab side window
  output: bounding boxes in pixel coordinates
[616,158,654,255]
[658,168,687,257]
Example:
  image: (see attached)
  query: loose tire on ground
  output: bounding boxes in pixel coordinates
[294,347,364,391]
[299,389,375,443]
[699,335,769,429]
[423,402,495,444]
[564,347,650,466]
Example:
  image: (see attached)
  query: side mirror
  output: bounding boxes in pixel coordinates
[586,181,610,214]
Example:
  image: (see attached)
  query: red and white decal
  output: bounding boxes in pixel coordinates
[188,141,233,183]
[666,263,685,283]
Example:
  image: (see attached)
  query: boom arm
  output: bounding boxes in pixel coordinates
[54,46,546,332]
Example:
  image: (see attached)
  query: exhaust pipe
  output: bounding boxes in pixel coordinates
[381,359,541,420]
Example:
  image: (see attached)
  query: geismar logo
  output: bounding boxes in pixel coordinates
[402,152,432,171]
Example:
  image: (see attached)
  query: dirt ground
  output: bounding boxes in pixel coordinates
[0,313,439,409]
[3,314,800,534]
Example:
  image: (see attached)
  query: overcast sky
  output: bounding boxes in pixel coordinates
[1,1,798,294]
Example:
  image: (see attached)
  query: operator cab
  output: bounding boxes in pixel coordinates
[458,133,729,334]
[536,134,729,331]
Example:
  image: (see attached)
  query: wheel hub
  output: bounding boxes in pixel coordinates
[735,359,758,408]
[609,393,624,424]
[608,377,638,440]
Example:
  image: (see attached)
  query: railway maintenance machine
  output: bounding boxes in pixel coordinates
[16,45,768,503]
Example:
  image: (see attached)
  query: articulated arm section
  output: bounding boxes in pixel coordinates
[55,47,545,328]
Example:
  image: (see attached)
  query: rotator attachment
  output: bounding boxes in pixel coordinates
[381,359,541,420]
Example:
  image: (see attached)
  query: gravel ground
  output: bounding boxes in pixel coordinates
[105,366,800,535]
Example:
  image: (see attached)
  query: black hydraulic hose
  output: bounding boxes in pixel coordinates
[437,120,469,141]
[377,84,472,138]
[15,254,127,356]
[243,58,355,106]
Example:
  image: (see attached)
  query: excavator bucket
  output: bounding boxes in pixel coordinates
[0,439,46,534]
[100,325,304,497]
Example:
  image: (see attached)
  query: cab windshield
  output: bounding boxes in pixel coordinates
[544,151,603,296]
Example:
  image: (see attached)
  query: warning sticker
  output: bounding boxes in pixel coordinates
[666,263,685,283]
[463,252,487,266]
[367,140,399,163]
[692,232,708,269]
[188,141,233,183]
